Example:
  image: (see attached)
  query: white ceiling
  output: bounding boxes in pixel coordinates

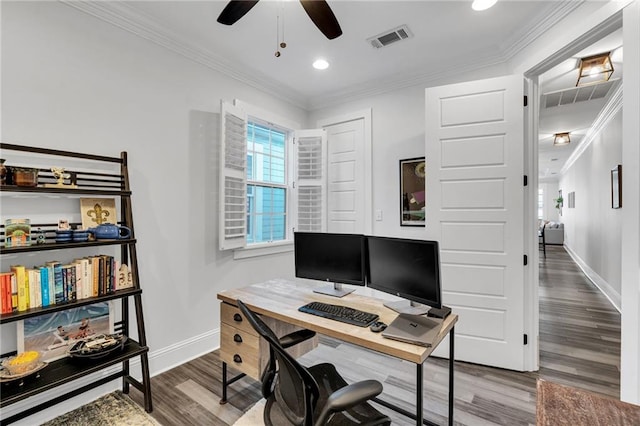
[538,28,623,181]
[67,1,622,181]
[74,0,583,109]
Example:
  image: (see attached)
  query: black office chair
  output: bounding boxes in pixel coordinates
[237,300,391,426]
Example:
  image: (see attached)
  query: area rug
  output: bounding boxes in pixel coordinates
[233,399,265,426]
[41,391,160,426]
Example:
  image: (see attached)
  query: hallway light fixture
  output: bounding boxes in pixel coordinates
[553,132,571,146]
[576,52,613,87]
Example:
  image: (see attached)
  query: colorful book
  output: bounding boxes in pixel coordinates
[11,265,28,311]
[0,273,12,313]
[39,266,50,307]
[46,261,64,304]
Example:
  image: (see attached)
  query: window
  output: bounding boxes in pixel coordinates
[219,100,325,255]
[246,121,288,244]
[538,187,544,219]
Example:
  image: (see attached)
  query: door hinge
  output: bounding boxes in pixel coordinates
[524,334,528,345]
[524,95,528,107]
[524,255,528,266]
[524,175,528,186]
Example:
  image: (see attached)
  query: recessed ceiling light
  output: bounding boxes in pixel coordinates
[313,59,329,70]
[472,0,497,11]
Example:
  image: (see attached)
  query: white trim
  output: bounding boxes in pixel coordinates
[564,244,622,312]
[233,241,294,260]
[561,82,623,174]
[316,109,373,235]
[234,100,300,131]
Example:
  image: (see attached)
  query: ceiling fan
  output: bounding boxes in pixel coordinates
[217,0,343,40]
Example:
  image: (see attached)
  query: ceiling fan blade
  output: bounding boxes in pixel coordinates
[299,0,342,40]
[217,0,260,25]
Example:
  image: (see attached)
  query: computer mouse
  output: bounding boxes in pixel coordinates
[370,321,387,333]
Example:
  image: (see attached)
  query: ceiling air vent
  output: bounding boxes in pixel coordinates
[367,25,413,49]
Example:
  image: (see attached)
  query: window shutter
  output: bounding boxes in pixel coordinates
[219,101,247,250]
[294,129,327,232]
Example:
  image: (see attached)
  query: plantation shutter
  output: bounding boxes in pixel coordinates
[219,101,247,250]
[294,129,327,232]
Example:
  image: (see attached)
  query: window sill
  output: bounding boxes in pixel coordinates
[233,241,294,259]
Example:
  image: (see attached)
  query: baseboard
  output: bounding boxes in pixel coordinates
[6,329,221,425]
[563,244,621,312]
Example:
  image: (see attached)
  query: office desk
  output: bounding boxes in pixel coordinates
[218,279,457,426]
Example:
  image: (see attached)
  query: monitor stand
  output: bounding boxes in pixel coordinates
[313,283,355,298]
[383,300,431,316]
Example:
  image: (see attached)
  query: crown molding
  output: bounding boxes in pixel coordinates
[61,0,577,113]
[307,49,507,110]
[561,80,623,174]
[501,1,585,61]
[61,0,310,109]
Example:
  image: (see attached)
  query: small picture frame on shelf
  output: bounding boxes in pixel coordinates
[80,198,117,230]
[18,301,114,363]
[4,219,32,248]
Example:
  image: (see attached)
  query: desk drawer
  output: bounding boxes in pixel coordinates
[221,302,258,336]
[220,324,261,380]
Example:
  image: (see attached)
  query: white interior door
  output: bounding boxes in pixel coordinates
[325,119,366,234]
[426,75,526,371]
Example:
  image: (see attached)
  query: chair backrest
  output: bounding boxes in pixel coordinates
[237,300,320,426]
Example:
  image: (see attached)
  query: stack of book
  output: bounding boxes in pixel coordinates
[1,255,132,313]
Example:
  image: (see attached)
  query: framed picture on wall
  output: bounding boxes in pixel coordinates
[400,157,426,227]
[611,164,622,209]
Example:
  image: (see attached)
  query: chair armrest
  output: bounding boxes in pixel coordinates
[279,329,316,349]
[314,380,383,425]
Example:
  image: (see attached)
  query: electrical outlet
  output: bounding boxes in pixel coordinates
[375,209,383,221]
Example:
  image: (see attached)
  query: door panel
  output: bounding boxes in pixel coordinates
[426,75,525,370]
[325,119,365,234]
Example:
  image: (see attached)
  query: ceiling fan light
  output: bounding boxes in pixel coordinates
[553,132,571,146]
[576,52,613,87]
[313,59,329,70]
[472,0,498,11]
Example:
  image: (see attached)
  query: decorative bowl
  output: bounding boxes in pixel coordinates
[2,351,41,375]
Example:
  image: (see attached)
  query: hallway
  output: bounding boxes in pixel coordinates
[538,245,621,398]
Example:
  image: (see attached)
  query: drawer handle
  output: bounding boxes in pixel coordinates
[233,354,242,364]
[233,334,243,343]
[233,313,242,322]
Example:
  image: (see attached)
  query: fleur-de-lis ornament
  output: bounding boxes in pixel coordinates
[87,203,110,225]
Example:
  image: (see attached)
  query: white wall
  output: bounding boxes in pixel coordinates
[559,111,623,302]
[539,181,560,222]
[308,65,508,241]
[1,2,306,422]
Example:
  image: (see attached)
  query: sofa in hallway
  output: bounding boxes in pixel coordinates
[543,221,564,245]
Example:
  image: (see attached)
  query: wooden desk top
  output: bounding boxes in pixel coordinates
[217,278,458,364]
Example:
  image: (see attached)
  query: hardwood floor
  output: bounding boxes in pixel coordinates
[130,245,621,425]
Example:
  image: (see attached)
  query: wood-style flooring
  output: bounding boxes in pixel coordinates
[130,245,621,425]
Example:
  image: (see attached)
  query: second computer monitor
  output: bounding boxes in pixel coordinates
[366,236,442,316]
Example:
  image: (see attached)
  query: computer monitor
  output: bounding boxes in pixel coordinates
[294,232,365,298]
[366,236,449,317]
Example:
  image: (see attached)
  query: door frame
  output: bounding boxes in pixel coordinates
[521,8,634,375]
[317,109,373,235]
